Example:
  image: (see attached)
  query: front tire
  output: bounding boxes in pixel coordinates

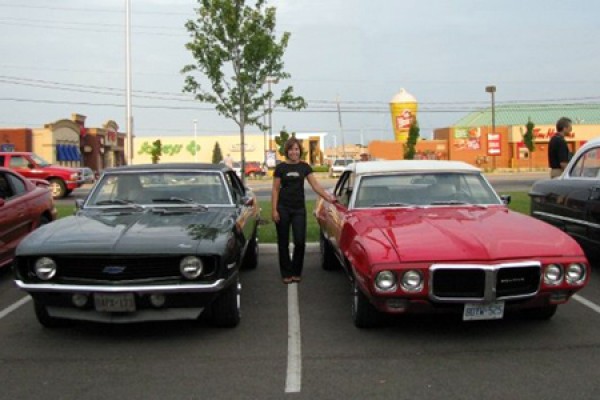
[48,178,67,199]
[212,277,241,328]
[241,231,258,270]
[320,230,339,270]
[351,281,381,328]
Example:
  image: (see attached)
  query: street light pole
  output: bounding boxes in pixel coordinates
[125,0,133,165]
[193,119,198,162]
[265,77,279,152]
[485,85,497,171]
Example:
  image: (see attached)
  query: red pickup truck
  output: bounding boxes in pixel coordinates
[0,152,83,198]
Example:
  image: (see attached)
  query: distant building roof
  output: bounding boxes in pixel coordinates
[453,103,600,127]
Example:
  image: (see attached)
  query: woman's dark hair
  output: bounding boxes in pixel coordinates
[283,137,304,159]
[556,117,572,133]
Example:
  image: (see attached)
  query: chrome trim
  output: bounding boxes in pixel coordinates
[15,278,228,293]
[532,211,600,229]
[429,261,541,303]
[47,306,204,323]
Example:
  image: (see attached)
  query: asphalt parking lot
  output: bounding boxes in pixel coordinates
[1,246,600,399]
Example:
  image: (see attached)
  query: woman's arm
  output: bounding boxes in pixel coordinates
[272,177,281,223]
[307,173,335,202]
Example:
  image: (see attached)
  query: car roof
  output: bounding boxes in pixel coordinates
[348,160,481,175]
[104,163,232,173]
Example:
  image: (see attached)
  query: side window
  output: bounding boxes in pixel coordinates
[224,171,244,204]
[335,172,354,207]
[9,156,29,168]
[0,155,4,165]
[569,147,600,178]
[0,173,14,199]
[7,173,26,196]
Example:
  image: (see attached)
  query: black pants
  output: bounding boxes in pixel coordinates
[275,205,307,278]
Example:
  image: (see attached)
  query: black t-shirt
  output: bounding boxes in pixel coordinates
[548,134,569,169]
[274,162,313,209]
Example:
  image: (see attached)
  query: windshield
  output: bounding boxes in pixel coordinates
[86,171,231,206]
[30,153,51,167]
[334,159,353,166]
[354,172,501,208]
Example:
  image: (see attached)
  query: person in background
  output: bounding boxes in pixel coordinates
[272,137,335,284]
[360,152,370,161]
[548,117,572,178]
[223,153,234,169]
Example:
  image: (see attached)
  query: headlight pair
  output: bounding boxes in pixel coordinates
[375,270,423,292]
[544,263,586,285]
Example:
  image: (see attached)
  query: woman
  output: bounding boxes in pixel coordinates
[272,137,335,284]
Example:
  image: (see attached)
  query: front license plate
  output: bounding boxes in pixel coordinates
[94,293,136,312]
[463,301,504,321]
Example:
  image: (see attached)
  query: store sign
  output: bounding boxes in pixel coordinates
[230,143,256,152]
[487,133,501,156]
[533,128,575,141]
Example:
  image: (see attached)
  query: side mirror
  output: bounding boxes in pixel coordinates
[500,194,511,205]
[75,199,84,210]
[243,195,255,206]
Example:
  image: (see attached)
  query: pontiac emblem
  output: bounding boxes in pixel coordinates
[103,265,127,274]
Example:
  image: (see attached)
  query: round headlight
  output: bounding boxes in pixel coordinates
[544,264,563,285]
[180,256,203,280]
[34,257,57,281]
[401,270,424,292]
[565,263,586,284]
[375,270,397,291]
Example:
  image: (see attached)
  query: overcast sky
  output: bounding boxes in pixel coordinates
[1,0,599,146]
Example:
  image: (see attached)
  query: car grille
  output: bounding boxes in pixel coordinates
[430,262,541,302]
[45,256,218,282]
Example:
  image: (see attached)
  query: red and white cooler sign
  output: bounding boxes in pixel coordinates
[487,133,501,156]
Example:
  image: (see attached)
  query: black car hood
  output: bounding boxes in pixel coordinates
[17,207,238,256]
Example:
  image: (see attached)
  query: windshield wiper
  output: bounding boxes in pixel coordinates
[151,197,208,211]
[94,199,144,211]
[371,202,413,207]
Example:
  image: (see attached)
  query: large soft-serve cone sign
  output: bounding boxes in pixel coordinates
[389,88,418,142]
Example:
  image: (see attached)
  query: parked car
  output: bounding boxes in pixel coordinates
[315,160,589,328]
[329,158,354,177]
[0,151,84,199]
[231,161,266,178]
[529,137,600,257]
[0,168,57,269]
[79,167,96,184]
[14,163,260,328]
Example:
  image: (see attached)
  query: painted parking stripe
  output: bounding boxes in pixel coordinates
[285,283,302,393]
[573,294,600,314]
[0,296,31,321]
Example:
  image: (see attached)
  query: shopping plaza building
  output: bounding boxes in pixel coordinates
[1,103,599,173]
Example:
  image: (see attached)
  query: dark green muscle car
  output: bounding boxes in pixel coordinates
[14,163,259,328]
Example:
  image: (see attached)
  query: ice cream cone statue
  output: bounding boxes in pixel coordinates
[389,89,418,142]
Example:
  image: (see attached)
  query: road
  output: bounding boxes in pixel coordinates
[56,171,548,205]
[1,248,599,399]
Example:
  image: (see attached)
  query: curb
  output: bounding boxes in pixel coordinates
[258,243,319,254]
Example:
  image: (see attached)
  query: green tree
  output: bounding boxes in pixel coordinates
[212,141,224,164]
[274,129,290,157]
[523,118,536,171]
[403,120,420,160]
[182,0,306,185]
[150,139,162,164]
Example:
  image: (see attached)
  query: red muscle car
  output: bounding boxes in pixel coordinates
[0,167,57,268]
[315,160,589,327]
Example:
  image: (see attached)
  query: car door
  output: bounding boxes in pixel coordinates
[329,171,354,260]
[224,171,256,243]
[0,171,29,267]
[573,147,600,246]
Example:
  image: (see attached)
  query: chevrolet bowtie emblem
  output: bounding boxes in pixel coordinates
[103,266,127,274]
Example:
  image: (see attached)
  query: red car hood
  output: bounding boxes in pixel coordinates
[359,206,582,262]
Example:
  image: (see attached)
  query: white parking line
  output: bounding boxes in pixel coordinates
[573,294,600,314]
[285,283,302,393]
[0,296,31,321]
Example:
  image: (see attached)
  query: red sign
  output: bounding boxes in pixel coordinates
[487,133,501,156]
[395,110,413,130]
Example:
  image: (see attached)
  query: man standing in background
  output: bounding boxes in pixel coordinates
[548,117,572,178]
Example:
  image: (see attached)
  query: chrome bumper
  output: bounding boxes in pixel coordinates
[15,279,227,294]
